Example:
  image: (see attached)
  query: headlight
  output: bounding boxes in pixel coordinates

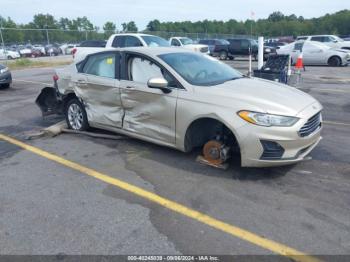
[265,48,271,52]
[0,67,9,74]
[238,110,299,127]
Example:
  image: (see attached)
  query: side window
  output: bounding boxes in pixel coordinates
[128,56,177,88]
[82,53,116,78]
[311,36,323,42]
[171,39,181,46]
[231,40,240,49]
[112,36,126,47]
[241,40,249,48]
[125,36,143,47]
[294,42,304,51]
[323,37,332,42]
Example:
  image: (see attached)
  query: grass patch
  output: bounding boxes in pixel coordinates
[6,58,72,70]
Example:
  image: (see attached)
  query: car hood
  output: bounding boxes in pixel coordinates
[200,77,319,116]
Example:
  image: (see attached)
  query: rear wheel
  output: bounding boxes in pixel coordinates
[328,56,341,67]
[0,83,10,89]
[65,98,89,131]
[219,51,227,60]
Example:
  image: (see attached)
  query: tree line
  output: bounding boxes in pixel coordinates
[146,10,350,37]
[0,10,349,45]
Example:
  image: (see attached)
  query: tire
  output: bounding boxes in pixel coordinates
[228,56,234,60]
[219,51,227,60]
[7,56,12,60]
[65,98,89,131]
[328,56,342,67]
[0,83,10,89]
[253,55,258,61]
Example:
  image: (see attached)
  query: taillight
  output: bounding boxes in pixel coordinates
[72,48,77,58]
[53,74,59,82]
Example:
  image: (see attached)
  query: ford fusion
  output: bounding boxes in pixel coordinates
[38,47,322,167]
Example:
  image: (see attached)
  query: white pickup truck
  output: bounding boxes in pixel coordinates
[169,37,209,54]
[73,33,170,60]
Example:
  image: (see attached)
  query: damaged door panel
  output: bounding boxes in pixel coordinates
[72,52,124,128]
[120,55,177,144]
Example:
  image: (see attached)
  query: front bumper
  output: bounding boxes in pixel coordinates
[0,71,12,85]
[236,103,323,167]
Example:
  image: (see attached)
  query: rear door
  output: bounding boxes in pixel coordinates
[72,51,124,128]
[228,39,240,55]
[303,42,327,65]
[240,40,250,55]
[119,52,178,144]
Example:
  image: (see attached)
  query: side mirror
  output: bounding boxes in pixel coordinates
[147,77,172,93]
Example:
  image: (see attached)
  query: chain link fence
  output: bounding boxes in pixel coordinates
[0,27,255,47]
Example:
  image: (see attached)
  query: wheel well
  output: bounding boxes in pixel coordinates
[328,55,341,64]
[184,118,240,153]
[62,92,78,110]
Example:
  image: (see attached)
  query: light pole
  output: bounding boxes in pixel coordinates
[45,14,50,45]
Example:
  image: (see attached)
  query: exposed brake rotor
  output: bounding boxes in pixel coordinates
[202,140,227,165]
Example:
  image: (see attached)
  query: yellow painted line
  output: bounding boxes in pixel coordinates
[323,121,350,127]
[0,133,320,262]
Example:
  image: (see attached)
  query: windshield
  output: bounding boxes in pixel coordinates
[218,39,230,45]
[179,38,194,45]
[159,52,242,86]
[332,36,344,42]
[141,36,170,47]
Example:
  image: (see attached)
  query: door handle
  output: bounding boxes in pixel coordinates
[126,86,134,89]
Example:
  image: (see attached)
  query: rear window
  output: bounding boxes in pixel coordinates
[141,36,169,47]
[79,40,106,47]
[216,39,229,45]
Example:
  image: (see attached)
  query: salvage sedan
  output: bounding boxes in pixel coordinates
[36,47,323,167]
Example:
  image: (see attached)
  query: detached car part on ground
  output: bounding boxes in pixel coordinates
[36,47,323,168]
[0,64,12,89]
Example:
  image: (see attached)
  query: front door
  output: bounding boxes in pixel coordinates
[119,53,178,144]
[72,51,124,128]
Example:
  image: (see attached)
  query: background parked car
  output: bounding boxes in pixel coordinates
[33,44,46,55]
[198,39,230,60]
[0,48,20,60]
[18,45,33,57]
[0,64,12,89]
[265,41,287,49]
[296,35,350,50]
[45,44,61,56]
[65,44,77,55]
[227,38,276,60]
[169,37,209,54]
[277,41,350,66]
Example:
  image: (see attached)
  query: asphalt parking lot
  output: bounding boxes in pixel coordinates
[0,60,350,260]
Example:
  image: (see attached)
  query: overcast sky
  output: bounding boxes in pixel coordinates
[1,0,348,30]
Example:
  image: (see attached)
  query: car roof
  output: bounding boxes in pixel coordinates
[109,33,159,38]
[102,46,193,56]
